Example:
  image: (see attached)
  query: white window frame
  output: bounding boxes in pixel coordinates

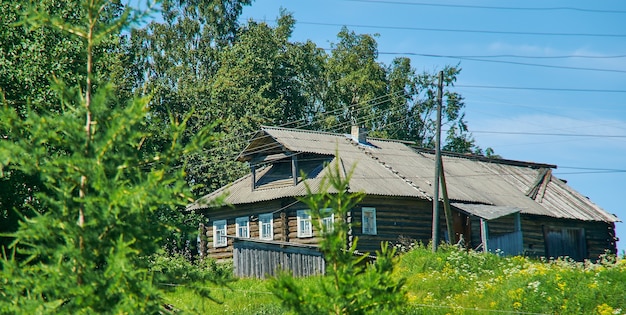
[213,220,227,247]
[297,210,313,238]
[362,207,377,235]
[321,208,334,233]
[236,216,249,238]
[259,213,273,240]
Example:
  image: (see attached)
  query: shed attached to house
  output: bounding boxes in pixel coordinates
[188,126,619,263]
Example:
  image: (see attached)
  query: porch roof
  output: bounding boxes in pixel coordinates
[452,203,520,221]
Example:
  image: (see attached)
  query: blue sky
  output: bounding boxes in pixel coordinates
[240,0,626,253]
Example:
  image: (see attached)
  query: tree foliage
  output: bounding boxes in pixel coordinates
[130,0,254,197]
[271,160,406,314]
[0,0,497,309]
[0,0,213,312]
[0,0,135,251]
[321,28,388,130]
[131,8,488,201]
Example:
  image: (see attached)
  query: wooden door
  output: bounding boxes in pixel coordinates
[452,211,471,247]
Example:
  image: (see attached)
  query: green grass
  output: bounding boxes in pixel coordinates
[160,246,626,314]
[399,246,626,314]
[160,279,283,314]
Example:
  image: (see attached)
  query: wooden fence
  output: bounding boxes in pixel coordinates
[232,238,325,278]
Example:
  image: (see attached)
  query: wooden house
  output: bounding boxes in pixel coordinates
[188,126,619,263]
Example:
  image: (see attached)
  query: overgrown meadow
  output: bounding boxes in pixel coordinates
[158,245,626,315]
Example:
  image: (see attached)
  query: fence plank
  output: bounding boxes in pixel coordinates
[233,238,325,278]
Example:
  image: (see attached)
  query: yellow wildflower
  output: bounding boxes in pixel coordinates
[597,303,616,315]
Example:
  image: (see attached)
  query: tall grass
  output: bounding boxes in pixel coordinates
[160,245,626,314]
[400,245,626,314]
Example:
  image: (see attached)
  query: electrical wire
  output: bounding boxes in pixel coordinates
[205,89,407,147]
[134,16,626,176]
[307,48,626,74]
[377,51,626,59]
[454,57,626,74]
[468,130,626,138]
[235,17,626,75]
[196,88,626,166]
[210,98,417,160]
[456,85,626,93]
[297,21,626,38]
[343,0,626,14]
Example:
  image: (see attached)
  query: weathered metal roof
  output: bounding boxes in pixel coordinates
[189,126,619,223]
[452,203,520,221]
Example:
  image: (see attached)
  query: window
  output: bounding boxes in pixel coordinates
[362,207,377,235]
[297,210,312,238]
[321,208,334,233]
[236,216,249,238]
[259,213,273,240]
[213,220,227,247]
[297,209,333,237]
[255,154,333,190]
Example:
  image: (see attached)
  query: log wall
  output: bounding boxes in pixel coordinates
[352,196,435,253]
[200,196,617,262]
[520,215,617,261]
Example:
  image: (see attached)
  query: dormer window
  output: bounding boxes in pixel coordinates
[251,153,332,191]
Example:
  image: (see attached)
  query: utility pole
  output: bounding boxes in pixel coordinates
[432,70,443,252]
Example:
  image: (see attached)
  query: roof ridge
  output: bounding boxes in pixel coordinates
[345,138,431,200]
[261,125,344,137]
[411,146,557,169]
[366,136,417,145]
[259,126,556,169]
[263,125,421,144]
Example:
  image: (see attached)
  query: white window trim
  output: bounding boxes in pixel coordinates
[236,216,249,238]
[213,220,227,247]
[321,208,334,233]
[362,207,377,235]
[297,210,313,238]
[259,213,274,240]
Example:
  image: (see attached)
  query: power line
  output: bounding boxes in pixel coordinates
[377,51,626,60]
[555,167,626,175]
[468,130,626,138]
[233,102,413,160]
[456,85,626,93]
[315,48,626,74]
[247,20,626,73]
[201,88,626,163]
[297,21,626,38]
[206,90,407,146]
[344,0,626,14]
[457,57,626,74]
[555,170,626,175]
[560,166,626,172]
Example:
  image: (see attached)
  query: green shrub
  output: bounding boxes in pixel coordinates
[271,159,407,314]
[149,251,233,285]
[0,1,215,313]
